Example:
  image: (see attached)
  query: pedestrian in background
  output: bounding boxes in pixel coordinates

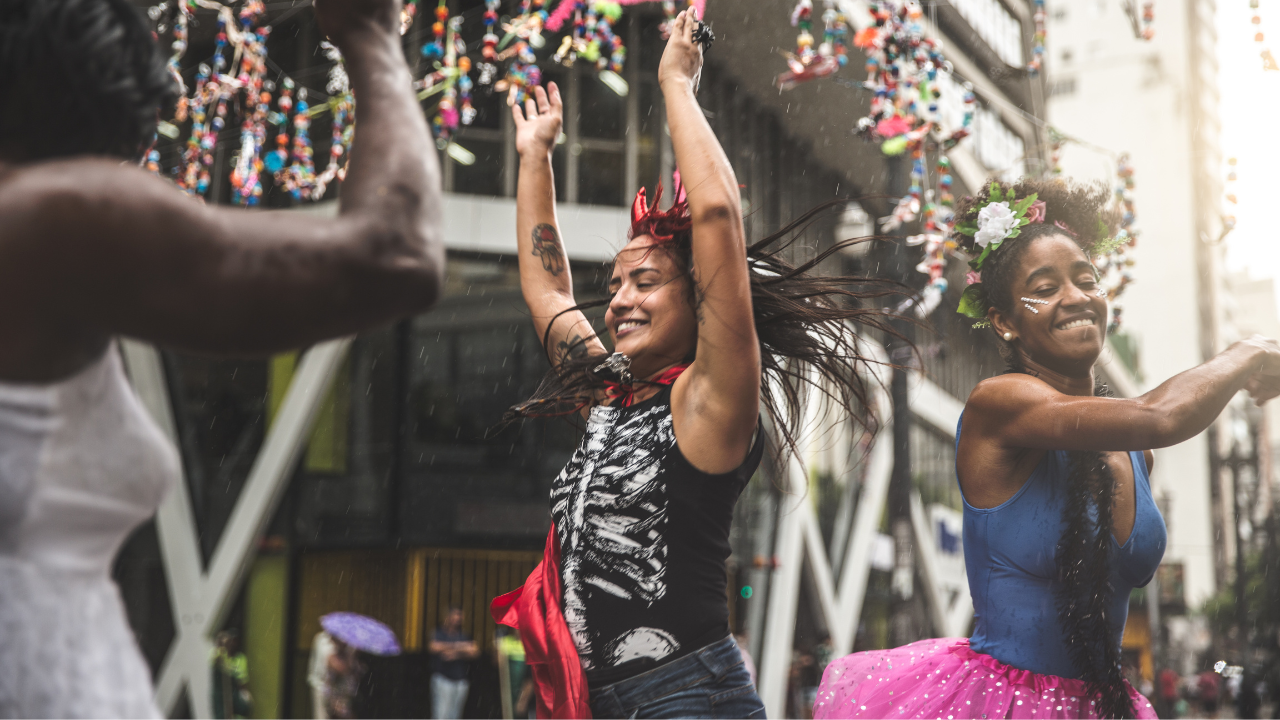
[430,607,478,719]
[211,631,251,719]
[308,630,337,719]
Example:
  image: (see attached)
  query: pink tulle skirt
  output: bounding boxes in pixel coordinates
[813,638,1156,719]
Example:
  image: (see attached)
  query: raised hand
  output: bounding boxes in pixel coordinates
[313,0,400,47]
[658,8,705,93]
[510,83,562,159]
[1240,335,1280,404]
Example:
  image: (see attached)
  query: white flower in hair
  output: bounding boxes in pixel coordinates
[974,201,1019,248]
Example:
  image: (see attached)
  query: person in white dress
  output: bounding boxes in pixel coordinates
[0,0,443,716]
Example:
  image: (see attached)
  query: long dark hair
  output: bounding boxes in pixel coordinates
[505,199,909,460]
[955,178,1132,719]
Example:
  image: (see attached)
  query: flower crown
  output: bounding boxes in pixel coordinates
[952,183,1042,326]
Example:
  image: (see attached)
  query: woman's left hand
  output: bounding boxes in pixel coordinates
[658,8,704,92]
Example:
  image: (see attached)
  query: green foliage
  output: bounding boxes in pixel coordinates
[1199,550,1276,639]
[957,284,988,319]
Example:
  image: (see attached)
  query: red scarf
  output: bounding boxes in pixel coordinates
[491,525,590,719]
[490,363,689,718]
[603,363,690,408]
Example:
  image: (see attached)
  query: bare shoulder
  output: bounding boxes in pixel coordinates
[966,373,1056,413]
[0,159,176,244]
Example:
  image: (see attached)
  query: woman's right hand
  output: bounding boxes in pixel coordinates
[1240,335,1280,403]
[510,83,562,159]
[313,0,400,46]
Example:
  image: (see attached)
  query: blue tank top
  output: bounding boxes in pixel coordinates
[956,415,1167,679]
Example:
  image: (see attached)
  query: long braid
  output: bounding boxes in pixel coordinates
[1007,356,1133,718]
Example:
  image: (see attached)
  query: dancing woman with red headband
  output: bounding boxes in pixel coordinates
[491,9,902,719]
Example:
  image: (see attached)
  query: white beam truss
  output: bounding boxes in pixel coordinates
[121,338,353,718]
[756,359,968,718]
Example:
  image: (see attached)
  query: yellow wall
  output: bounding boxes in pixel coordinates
[246,554,289,719]
[294,548,541,656]
[1121,608,1153,682]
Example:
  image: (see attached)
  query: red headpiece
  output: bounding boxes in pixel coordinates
[629,171,693,243]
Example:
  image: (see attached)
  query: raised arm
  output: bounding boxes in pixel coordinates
[662,9,762,470]
[965,336,1280,452]
[510,82,606,364]
[0,0,442,366]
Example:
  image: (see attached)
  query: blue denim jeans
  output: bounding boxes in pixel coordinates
[588,636,766,719]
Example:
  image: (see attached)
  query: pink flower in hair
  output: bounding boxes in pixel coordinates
[1026,200,1047,224]
[965,270,982,286]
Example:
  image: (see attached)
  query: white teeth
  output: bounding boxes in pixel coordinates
[617,321,645,331]
[1057,318,1095,330]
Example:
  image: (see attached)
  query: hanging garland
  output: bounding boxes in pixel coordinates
[775,0,848,90]
[150,0,356,203]
[1251,0,1280,70]
[418,5,475,142]
[148,0,712,201]
[1096,153,1138,333]
[1027,0,1045,74]
[551,1,626,78]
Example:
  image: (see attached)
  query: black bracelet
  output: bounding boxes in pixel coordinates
[692,20,715,52]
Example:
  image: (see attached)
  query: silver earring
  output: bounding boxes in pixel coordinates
[1003,332,1014,341]
[1024,304,1039,314]
[1020,297,1049,304]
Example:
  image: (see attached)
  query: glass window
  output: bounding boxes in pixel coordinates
[578,68,625,140]
[451,137,505,197]
[636,80,662,190]
[578,148,625,206]
[399,254,608,548]
[162,353,268,562]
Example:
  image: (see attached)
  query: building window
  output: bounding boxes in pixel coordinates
[972,104,1026,180]
[934,72,1026,179]
[949,0,1024,67]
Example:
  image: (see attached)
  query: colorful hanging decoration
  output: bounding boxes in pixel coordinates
[495,40,543,104]
[502,0,551,50]
[479,0,503,85]
[228,2,271,205]
[550,1,626,76]
[1251,0,1280,70]
[775,0,848,90]
[1094,153,1139,333]
[1027,0,1045,74]
[401,0,420,34]
[149,0,356,204]
[1139,1,1154,40]
[850,2,971,156]
[901,154,958,318]
[419,12,476,142]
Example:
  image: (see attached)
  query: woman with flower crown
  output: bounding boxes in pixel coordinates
[814,178,1280,720]
[490,8,907,719]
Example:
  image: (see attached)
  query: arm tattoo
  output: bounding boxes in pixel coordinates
[556,332,589,364]
[531,223,566,276]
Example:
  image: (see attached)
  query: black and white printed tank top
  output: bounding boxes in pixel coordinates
[550,385,763,687]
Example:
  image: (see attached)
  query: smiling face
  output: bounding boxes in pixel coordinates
[990,233,1107,375]
[605,235,698,378]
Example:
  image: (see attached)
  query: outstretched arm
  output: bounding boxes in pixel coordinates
[510,82,606,364]
[0,0,442,366]
[965,336,1280,452]
[663,9,762,473]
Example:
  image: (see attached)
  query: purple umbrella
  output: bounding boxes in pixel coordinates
[320,612,401,656]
